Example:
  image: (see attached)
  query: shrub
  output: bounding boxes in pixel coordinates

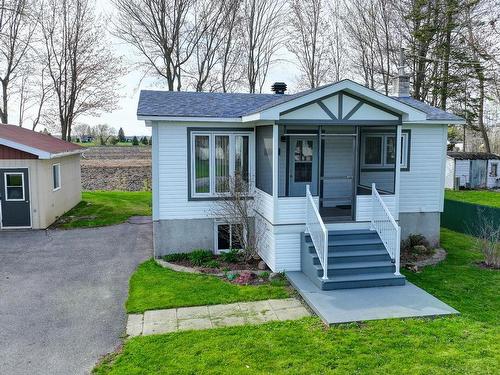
[402,233,430,252]
[473,213,500,268]
[203,260,220,269]
[219,249,240,263]
[188,249,213,266]
[132,136,139,146]
[163,253,189,262]
[258,271,270,279]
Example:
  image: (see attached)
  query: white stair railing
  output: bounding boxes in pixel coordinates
[371,183,401,275]
[305,185,329,280]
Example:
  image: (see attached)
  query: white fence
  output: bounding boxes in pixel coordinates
[371,183,401,275]
[305,185,329,280]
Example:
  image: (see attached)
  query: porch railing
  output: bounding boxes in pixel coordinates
[371,183,401,275]
[305,185,329,280]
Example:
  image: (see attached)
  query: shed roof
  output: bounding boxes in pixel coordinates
[447,151,500,160]
[0,125,84,159]
[137,80,463,122]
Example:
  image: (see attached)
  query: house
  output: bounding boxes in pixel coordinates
[0,125,84,229]
[445,151,500,189]
[137,77,464,290]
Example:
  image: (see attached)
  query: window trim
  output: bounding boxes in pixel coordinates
[214,221,244,254]
[52,163,61,191]
[361,131,409,170]
[188,129,254,200]
[4,172,25,201]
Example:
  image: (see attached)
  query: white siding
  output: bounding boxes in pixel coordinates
[255,214,275,270]
[155,122,251,220]
[275,196,318,225]
[444,157,455,189]
[356,195,396,221]
[399,124,447,213]
[254,188,273,222]
[273,225,304,271]
[455,159,470,187]
[359,170,394,192]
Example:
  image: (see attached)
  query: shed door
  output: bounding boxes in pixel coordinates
[0,168,31,228]
[470,160,487,188]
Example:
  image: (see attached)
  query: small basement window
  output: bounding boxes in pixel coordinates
[52,164,61,191]
[215,223,243,253]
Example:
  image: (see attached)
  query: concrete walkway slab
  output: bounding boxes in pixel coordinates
[128,298,310,337]
[287,272,459,325]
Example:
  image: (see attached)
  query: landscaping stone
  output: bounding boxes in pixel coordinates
[128,298,310,336]
[155,258,201,274]
[269,272,281,281]
[258,261,267,270]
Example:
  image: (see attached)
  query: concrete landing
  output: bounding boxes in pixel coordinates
[287,271,459,325]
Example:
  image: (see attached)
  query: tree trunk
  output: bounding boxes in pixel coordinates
[1,80,8,123]
[475,64,491,153]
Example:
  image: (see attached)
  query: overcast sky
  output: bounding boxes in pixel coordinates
[73,0,300,137]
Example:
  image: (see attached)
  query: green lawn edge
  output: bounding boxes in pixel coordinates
[55,191,152,229]
[445,189,500,209]
[94,228,500,374]
[126,259,292,314]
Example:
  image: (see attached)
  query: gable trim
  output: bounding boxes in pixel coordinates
[317,101,337,120]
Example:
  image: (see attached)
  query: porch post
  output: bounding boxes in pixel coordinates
[272,123,279,223]
[395,125,402,220]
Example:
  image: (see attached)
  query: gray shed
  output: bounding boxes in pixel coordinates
[445,152,500,189]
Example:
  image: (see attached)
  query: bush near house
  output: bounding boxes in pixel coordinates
[94,229,499,374]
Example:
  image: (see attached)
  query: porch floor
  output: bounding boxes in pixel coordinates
[286,271,459,325]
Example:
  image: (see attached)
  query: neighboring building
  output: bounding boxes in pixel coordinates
[445,151,500,189]
[138,78,464,290]
[0,125,84,229]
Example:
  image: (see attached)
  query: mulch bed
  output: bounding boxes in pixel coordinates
[476,261,500,270]
[402,248,447,272]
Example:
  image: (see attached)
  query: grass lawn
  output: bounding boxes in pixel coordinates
[126,260,291,313]
[56,191,151,228]
[94,229,500,374]
[445,189,500,208]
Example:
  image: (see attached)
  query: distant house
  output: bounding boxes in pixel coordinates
[0,125,85,229]
[80,135,94,143]
[138,78,464,290]
[445,151,500,189]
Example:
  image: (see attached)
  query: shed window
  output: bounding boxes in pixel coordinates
[52,164,61,190]
[5,173,24,200]
[491,163,498,177]
[191,131,253,198]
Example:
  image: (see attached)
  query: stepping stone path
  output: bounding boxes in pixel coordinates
[127,298,310,337]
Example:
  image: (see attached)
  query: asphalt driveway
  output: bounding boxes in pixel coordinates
[0,220,152,375]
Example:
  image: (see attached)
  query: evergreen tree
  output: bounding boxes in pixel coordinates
[141,136,149,145]
[118,127,126,142]
[132,136,139,146]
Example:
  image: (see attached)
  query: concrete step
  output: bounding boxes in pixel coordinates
[314,260,396,277]
[319,273,406,290]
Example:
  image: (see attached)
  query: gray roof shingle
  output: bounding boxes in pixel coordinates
[447,151,500,160]
[137,82,464,122]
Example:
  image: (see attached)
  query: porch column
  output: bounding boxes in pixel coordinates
[272,123,279,223]
[395,125,402,220]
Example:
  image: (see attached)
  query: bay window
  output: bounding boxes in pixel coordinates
[190,130,253,198]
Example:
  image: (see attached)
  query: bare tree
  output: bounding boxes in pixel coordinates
[187,0,228,91]
[112,0,205,91]
[243,0,285,93]
[93,123,116,145]
[0,0,37,124]
[287,0,330,89]
[326,0,345,82]
[219,0,244,92]
[40,0,123,140]
[212,175,261,260]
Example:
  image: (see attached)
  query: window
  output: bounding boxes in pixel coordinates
[294,139,313,182]
[216,223,243,252]
[5,173,24,201]
[52,164,61,191]
[361,132,409,169]
[490,163,498,177]
[191,131,253,198]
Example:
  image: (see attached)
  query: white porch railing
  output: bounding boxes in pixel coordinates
[305,185,329,280]
[371,183,401,275]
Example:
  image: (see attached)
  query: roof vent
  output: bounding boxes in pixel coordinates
[271,82,287,94]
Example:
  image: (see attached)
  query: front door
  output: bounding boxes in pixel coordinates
[288,137,318,196]
[0,169,31,228]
